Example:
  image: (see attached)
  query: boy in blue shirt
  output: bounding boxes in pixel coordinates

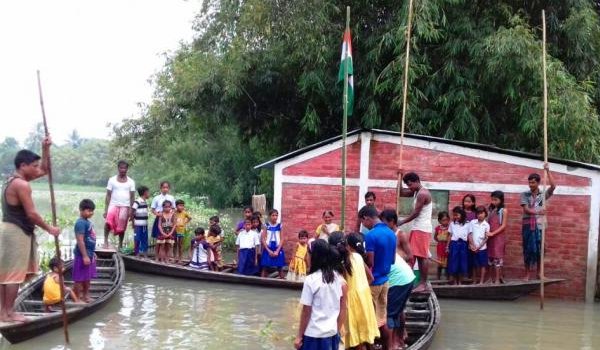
[73,199,97,302]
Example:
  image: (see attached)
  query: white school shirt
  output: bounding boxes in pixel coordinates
[106,176,135,207]
[470,219,490,250]
[150,194,176,214]
[236,229,260,249]
[300,270,345,338]
[449,221,471,241]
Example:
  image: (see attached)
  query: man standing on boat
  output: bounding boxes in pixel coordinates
[520,163,555,281]
[0,138,60,323]
[103,161,135,250]
[398,171,433,293]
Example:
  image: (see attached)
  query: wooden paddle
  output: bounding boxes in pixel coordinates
[36,70,70,342]
[540,10,549,311]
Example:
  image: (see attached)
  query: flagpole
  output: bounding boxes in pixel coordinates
[540,9,548,311]
[341,6,350,231]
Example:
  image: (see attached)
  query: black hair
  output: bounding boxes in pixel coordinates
[175,199,185,206]
[49,256,62,271]
[79,199,96,211]
[162,200,172,208]
[209,224,222,235]
[402,172,420,184]
[253,211,262,218]
[243,217,252,223]
[452,206,467,225]
[209,215,220,223]
[251,214,262,228]
[347,232,368,263]
[117,160,129,168]
[160,181,170,188]
[268,209,279,216]
[475,205,488,216]
[137,186,149,197]
[528,173,541,183]
[462,194,476,210]
[358,205,379,219]
[490,190,505,210]
[379,209,398,224]
[328,231,352,276]
[243,206,254,212]
[309,239,339,284]
[14,150,41,169]
[322,210,334,217]
[437,211,450,222]
[298,229,309,238]
[194,227,205,235]
[365,191,376,200]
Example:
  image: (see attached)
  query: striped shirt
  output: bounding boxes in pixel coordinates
[132,198,149,227]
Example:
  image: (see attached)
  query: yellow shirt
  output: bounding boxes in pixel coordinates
[43,274,61,305]
[174,211,192,234]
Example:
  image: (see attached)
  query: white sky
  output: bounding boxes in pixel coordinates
[0,0,202,145]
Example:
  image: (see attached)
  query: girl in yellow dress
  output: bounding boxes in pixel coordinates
[329,232,379,349]
[287,230,310,282]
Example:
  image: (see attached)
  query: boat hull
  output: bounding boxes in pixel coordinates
[431,279,565,300]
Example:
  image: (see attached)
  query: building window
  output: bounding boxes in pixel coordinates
[398,190,449,231]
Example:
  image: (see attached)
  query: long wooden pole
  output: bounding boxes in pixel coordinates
[397,0,415,213]
[540,10,548,311]
[340,6,350,231]
[36,70,70,342]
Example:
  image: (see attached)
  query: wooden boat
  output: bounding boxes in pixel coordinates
[121,254,440,349]
[0,249,124,344]
[430,278,565,300]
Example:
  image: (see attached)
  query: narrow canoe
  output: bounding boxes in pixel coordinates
[430,278,565,300]
[0,249,125,344]
[121,253,441,350]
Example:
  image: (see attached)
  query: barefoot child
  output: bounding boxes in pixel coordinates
[73,199,98,302]
[131,186,150,259]
[43,257,81,311]
[315,210,339,242]
[157,201,176,263]
[236,218,260,275]
[462,194,477,278]
[434,212,450,280]
[206,225,223,270]
[447,206,470,285]
[294,239,347,350]
[189,228,212,270]
[487,191,508,283]
[260,209,286,278]
[287,230,310,282]
[174,199,192,263]
[150,181,175,260]
[469,206,490,284]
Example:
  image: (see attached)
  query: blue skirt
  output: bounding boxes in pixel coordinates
[151,217,160,238]
[522,224,541,268]
[448,240,468,275]
[260,241,286,268]
[238,248,258,275]
[300,334,340,350]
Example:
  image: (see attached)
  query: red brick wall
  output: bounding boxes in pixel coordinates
[283,141,361,178]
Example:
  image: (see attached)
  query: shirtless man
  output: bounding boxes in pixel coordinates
[398,171,433,293]
[0,138,60,322]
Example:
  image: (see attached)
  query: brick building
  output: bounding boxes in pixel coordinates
[255,129,600,302]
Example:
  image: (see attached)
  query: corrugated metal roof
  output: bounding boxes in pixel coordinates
[254,128,600,172]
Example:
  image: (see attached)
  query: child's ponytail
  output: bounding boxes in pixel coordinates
[347,232,368,263]
[328,231,352,276]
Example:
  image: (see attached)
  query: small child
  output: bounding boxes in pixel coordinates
[206,224,223,270]
[236,218,260,275]
[73,199,98,302]
[315,210,339,242]
[447,206,471,285]
[209,215,220,228]
[189,228,212,270]
[235,206,254,234]
[469,206,490,284]
[260,209,286,279]
[251,214,264,264]
[294,239,347,350]
[174,199,192,263]
[131,186,150,259]
[157,201,176,263]
[287,230,310,282]
[462,193,477,279]
[487,190,508,284]
[150,181,175,260]
[434,211,450,280]
[43,257,80,312]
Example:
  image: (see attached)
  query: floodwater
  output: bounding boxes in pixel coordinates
[1,272,599,350]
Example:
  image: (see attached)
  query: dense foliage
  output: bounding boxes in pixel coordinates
[113,0,600,207]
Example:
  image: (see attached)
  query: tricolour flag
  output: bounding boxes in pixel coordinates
[338,28,354,116]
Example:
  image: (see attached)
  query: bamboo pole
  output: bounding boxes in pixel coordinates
[340,6,350,231]
[540,10,548,311]
[397,0,415,213]
[37,70,70,342]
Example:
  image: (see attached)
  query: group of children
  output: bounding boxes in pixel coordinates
[434,191,507,285]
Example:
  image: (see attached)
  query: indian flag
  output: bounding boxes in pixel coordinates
[338,27,354,116]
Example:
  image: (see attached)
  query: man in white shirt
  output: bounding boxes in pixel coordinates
[103,160,135,249]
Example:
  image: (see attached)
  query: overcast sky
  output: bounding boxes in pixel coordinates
[0,0,202,145]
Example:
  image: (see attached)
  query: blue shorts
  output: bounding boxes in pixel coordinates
[448,240,468,275]
[176,233,185,240]
[300,334,340,350]
[473,250,488,268]
[134,226,148,253]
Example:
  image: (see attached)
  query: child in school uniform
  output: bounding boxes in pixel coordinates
[447,206,470,285]
[189,228,212,270]
[287,230,310,282]
[434,211,450,280]
[294,239,347,350]
[260,209,286,278]
[236,218,260,275]
[469,206,490,284]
